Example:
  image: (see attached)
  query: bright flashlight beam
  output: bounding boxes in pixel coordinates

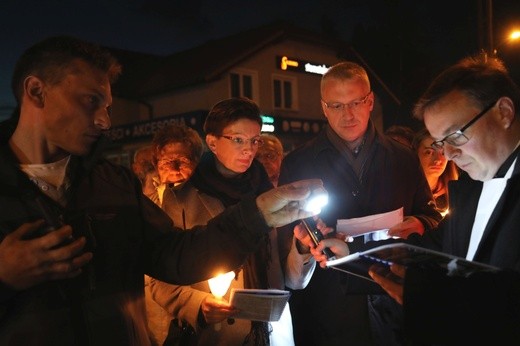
[303,187,329,214]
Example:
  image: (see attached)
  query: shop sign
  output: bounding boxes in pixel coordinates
[277,55,330,75]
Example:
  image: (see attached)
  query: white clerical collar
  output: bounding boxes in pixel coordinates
[466,157,517,260]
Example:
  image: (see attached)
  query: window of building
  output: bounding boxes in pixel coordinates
[273,75,297,110]
[229,69,258,101]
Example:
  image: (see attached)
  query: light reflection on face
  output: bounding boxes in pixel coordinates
[156,142,196,185]
[210,118,261,174]
[417,135,448,181]
[320,78,373,143]
[424,91,503,181]
[42,59,112,161]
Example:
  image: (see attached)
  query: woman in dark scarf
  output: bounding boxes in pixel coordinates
[150,97,299,345]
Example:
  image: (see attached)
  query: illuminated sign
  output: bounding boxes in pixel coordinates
[105,111,325,143]
[106,111,204,143]
[261,115,274,124]
[261,124,275,132]
[280,56,299,70]
[276,55,330,75]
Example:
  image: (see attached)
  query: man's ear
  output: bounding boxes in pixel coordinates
[497,97,515,129]
[206,134,218,153]
[24,76,45,107]
[321,101,330,121]
[367,92,375,112]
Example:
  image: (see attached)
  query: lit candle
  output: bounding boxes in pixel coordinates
[208,271,235,331]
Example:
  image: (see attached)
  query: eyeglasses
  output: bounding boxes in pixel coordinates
[431,100,498,150]
[322,91,372,112]
[221,135,264,147]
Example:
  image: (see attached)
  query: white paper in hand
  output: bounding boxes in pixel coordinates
[229,288,291,322]
[336,207,403,238]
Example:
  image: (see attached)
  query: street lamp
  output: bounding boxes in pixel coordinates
[493,29,520,57]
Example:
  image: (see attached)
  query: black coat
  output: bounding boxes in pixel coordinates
[278,126,441,345]
[404,152,520,344]
[0,141,269,346]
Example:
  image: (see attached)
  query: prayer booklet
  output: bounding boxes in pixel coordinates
[325,242,500,283]
[229,288,291,322]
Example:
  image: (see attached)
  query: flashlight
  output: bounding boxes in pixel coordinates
[301,187,336,260]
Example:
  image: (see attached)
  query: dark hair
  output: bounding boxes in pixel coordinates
[385,125,415,148]
[152,124,204,165]
[11,36,122,105]
[203,97,262,136]
[413,54,520,120]
[413,127,459,206]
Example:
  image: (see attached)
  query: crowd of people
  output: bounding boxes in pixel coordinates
[0,36,323,346]
[1,34,520,346]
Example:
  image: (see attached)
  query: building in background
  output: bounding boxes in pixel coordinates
[105,22,399,166]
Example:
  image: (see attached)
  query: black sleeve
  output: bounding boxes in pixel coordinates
[142,191,270,285]
[403,266,520,344]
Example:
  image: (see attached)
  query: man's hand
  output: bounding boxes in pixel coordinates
[368,263,406,305]
[388,216,425,239]
[311,237,350,268]
[256,179,325,227]
[200,295,237,324]
[0,220,93,290]
[293,217,333,249]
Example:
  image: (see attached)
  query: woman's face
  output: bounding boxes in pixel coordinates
[206,118,262,174]
[417,135,448,181]
[156,142,197,185]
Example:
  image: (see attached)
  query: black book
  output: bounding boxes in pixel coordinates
[325,243,500,283]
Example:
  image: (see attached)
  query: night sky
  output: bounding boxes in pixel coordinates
[1,0,519,121]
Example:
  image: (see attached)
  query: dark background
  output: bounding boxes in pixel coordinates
[1,0,519,125]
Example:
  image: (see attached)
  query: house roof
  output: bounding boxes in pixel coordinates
[111,21,344,99]
[110,21,399,107]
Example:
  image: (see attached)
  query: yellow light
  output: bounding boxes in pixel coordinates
[208,271,235,331]
[281,56,299,70]
[510,30,520,41]
[208,271,235,298]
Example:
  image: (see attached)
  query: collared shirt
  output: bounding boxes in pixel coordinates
[19,156,71,206]
[466,157,517,260]
[325,120,376,181]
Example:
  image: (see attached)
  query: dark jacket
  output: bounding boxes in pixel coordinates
[0,142,269,346]
[278,126,441,345]
[404,152,520,344]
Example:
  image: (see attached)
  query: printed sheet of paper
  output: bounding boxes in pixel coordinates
[336,207,403,237]
[229,288,290,322]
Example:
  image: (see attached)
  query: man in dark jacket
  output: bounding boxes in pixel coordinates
[0,36,323,346]
[368,54,520,344]
[278,61,441,345]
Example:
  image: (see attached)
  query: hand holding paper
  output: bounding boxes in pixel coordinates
[388,216,425,239]
[229,289,291,322]
[200,295,237,325]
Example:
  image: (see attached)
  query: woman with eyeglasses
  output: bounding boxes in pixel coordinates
[149,97,309,346]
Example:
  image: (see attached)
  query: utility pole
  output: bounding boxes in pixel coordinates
[477,0,494,60]
[487,0,494,55]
